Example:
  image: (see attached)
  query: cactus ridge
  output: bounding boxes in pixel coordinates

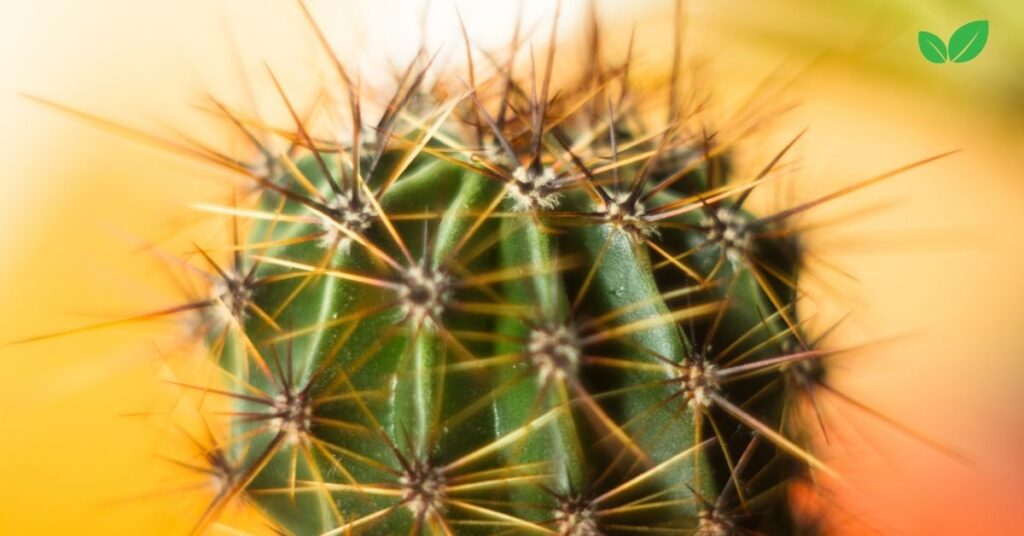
[9,3,965,535]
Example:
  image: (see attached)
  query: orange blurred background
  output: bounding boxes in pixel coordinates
[2,1,1023,534]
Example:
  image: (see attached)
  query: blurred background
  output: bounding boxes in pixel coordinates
[1,0,1022,534]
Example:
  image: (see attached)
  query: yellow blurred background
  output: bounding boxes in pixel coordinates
[2,0,1022,534]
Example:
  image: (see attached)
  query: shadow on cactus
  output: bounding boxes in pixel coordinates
[12,1,968,535]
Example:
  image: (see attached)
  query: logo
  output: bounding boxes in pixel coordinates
[918,20,989,63]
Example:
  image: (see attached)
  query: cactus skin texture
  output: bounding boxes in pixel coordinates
[178,5,885,536]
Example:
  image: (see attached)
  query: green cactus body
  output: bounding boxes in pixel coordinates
[209,128,806,534]
[190,9,821,536]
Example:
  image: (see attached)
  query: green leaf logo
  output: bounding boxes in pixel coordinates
[918,31,948,63]
[918,20,989,63]
[949,20,989,62]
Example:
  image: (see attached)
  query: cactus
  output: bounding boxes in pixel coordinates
[187,6,827,530]
[14,2,960,535]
